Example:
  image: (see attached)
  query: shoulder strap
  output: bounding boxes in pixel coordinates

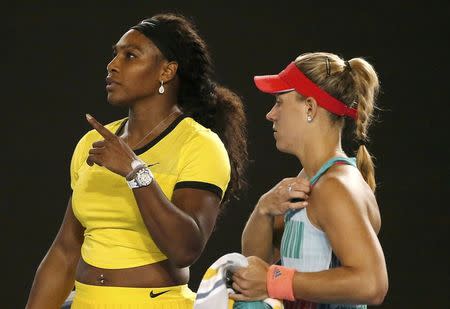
[310,157,356,186]
[285,157,356,222]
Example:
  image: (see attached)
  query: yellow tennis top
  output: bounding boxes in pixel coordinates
[70,115,231,269]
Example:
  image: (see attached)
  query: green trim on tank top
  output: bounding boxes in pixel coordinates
[281,220,304,259]
[285,156,356,222]
[310,156,356,185]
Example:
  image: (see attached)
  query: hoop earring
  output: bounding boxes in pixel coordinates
[158,81,165,94]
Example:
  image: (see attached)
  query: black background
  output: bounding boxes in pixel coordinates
[3,1,449,308]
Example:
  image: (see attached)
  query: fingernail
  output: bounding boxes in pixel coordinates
[86,113,92,120]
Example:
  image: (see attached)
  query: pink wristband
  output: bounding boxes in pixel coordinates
[266,264,295,301]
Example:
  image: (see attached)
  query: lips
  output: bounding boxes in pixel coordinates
[106,76,119,84]
[106,76,120,90]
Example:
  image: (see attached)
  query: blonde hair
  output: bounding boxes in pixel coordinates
[294,52,379,191]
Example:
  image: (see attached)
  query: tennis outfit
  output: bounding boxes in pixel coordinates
[69,115,231,308]
[281,157,367,309]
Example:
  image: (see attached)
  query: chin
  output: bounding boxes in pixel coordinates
[275,141,288,153]
[277,147,293,155]
[107,95,131,108]
[275,141,296,156]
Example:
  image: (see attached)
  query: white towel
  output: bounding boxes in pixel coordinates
[194,252,284,309]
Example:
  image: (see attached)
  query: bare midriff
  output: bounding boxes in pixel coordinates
[75,258,189,287]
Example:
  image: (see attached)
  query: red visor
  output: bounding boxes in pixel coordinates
[254,62,357,120]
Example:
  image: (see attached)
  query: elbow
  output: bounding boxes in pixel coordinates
[171,246,203,268]
[368,283,388,305]
[364,275,389,305]
[366,289,387,305]
[161,227,208,267]
[172,255,198,268]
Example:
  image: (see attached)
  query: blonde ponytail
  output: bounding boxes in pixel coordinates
[356,145,376,191]
[350,58,379,191]
[294,53,380,191]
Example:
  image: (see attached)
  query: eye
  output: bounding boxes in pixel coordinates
[274,95,282,105]
[126,52,136,59]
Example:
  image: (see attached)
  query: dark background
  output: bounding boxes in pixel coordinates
[3,1,448,308]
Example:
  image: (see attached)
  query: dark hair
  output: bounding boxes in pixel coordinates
[133,13,248,204]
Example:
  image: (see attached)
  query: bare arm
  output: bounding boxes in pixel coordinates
[132,185,220,267]
[242,177,309,263]
[84,115,222,267]
[231,176,388,305]
[241,206,282,263]
[26,197,84,309]
[290,178,388,304]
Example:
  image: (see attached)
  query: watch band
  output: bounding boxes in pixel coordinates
[126,163,147,181]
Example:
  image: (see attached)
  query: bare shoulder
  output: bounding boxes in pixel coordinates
[311,165,381,233]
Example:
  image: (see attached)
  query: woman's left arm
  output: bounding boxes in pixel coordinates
[132,184,220,268]
[290,177,388,304]
[85,114,222,268]
[231,177,388,305]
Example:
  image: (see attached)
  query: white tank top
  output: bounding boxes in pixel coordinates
[280,157,367,309]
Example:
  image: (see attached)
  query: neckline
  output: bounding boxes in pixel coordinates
[115,114,187,155]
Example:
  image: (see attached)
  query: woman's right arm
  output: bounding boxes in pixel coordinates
[26,196,84,309]
[241,199,276,263]
[242,177,309,263]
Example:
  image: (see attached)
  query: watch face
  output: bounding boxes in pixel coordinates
[137,170,152,186]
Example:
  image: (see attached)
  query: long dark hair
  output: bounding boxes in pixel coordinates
[132,13,248,204]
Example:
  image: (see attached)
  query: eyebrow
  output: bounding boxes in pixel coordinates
[112,44,143,52]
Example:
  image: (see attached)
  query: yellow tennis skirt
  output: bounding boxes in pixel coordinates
[71,281,195,309]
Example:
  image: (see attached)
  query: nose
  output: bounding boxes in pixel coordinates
[107,55,119,74]
[266,105,276,122]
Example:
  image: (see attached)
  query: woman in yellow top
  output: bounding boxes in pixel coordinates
[26,13,247,309]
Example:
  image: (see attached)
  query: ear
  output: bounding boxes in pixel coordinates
[160,61,178,83]
[305,97,318,121]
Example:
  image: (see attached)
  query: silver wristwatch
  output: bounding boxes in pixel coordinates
[127,166,153,189]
